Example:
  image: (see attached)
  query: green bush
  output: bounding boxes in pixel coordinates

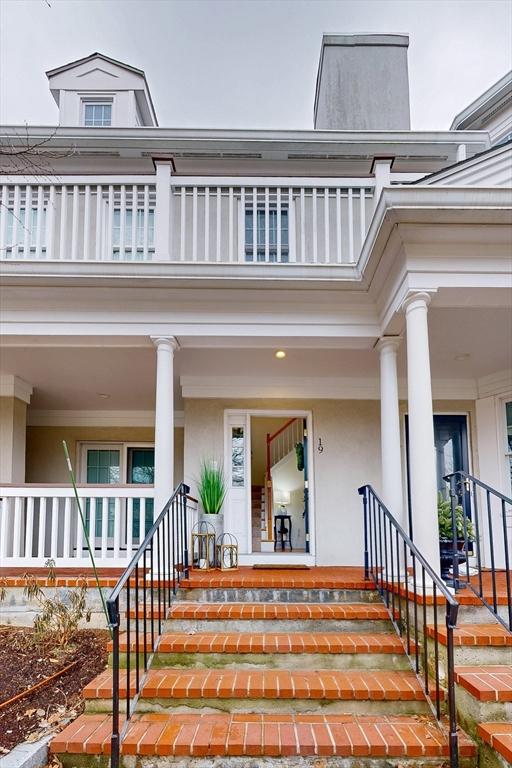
[438,494,475,541]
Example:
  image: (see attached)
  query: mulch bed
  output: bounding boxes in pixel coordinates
[0,626,109,753]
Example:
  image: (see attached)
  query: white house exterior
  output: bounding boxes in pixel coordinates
[1,37,511,573]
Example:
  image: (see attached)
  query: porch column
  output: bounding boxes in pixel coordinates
[402,292,440,574]
[376,337,403,525]
[152,336,179,517]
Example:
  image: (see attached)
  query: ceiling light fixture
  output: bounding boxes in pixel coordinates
[275,350,286,359]
[97,393,111,399]
[454,354,470,361]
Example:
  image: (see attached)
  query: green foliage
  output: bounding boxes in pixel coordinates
[22,559,91,647]
[438,494,475,541]
[295,442,304,472]
[197,460,226,515]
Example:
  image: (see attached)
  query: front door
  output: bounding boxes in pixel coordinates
[405,414,470,535]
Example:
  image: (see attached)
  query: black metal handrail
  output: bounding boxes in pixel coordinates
[358,484,460,768]
[444,470,512,631]
[106,483,195,768]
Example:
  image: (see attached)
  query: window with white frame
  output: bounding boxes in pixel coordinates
[111,206,155,259]
[5,205,47,255]
[245,205,289,262]
[83,102,112,127]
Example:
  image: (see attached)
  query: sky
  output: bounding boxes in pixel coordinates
[0,0,511,131]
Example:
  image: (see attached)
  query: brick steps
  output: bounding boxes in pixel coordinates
[52,712,477,763]
[115,631,408,654]
[112,630,411,670]
[427,623,512,647]
[84,668,434,715]
[455,666,512,702]
[477,722,512,765]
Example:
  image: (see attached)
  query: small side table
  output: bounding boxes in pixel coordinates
[274,514,293,552]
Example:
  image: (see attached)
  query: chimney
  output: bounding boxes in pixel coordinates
[314,34,411,130]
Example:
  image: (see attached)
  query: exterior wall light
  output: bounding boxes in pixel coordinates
[275,350,286,359]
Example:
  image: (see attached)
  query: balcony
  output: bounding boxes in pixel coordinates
[0,175,376,268]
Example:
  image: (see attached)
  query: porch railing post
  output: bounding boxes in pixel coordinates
[154,160,173,261]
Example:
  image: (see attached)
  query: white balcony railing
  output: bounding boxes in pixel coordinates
[0,176,375,265]
[170,178,375,265]
[0,485,156,567]
[0,179,156,261]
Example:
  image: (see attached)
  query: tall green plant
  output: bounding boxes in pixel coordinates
[197,461,226,515]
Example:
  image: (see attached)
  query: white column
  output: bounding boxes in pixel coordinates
[154,160,173,261]
[377,337,404,526]
[151,336,179,517]
[372,158,392,211]
[402,292,440,573]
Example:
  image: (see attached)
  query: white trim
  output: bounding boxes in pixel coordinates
[182,375,477,400]
[477,369,512,398]
[27,410,184,427]
[0,374,33,404]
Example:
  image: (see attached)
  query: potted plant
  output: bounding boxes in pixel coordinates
[197,460,226,540]
[438,493,475,581]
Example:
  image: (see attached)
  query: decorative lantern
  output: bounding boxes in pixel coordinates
[191,520,216,570]
[216,532,239,571]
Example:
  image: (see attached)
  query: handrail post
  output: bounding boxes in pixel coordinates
[359,485,369,580]
[446,601,459,768]
[448,474,460,590]
[182,484,190,579]
[109,598,120,768]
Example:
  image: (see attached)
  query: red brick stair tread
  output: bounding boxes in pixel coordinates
[477,722,512,763]
[84,668,430,701]
[426,623,512,646]
[52,712,476,758]
[114,631,407,654]
[455,665,512,701]
[180,566,372,590]
[168,602,391,620]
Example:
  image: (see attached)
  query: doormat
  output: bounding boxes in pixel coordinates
[252,564,310,570]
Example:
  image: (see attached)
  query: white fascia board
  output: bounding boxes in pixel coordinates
[27,409,184,427]
[477,370,512,399]
[0,125,490,157]
[180,375,477,400]
[0,374,33,403]
[450,71,512,130]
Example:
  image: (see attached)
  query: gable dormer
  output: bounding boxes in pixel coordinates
[46,52,158,127]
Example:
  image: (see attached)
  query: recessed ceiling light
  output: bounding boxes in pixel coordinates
[454,354,470,361]
[97,393,110,399]
[275,350,286,359]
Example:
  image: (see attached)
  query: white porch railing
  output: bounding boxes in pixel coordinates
[0,485,155,568]
[0,178,156,261]
[0,175,375,265]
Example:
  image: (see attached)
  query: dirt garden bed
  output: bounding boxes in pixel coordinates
[0,625,109,754]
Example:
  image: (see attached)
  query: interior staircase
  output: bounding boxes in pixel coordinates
[251,484,265,552]
[51,567,482,766]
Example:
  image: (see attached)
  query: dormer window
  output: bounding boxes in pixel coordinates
[83,100,112,127]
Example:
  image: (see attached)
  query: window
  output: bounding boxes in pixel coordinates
[112,207,155,258]
[84,102,112,127]
[5,206,46,255]
[231,428,245,487]
[245,206,289,262]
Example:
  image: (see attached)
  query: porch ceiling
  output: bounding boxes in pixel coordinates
[0,306,509,413]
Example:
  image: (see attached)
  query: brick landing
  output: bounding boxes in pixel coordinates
[53,712,476,759]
